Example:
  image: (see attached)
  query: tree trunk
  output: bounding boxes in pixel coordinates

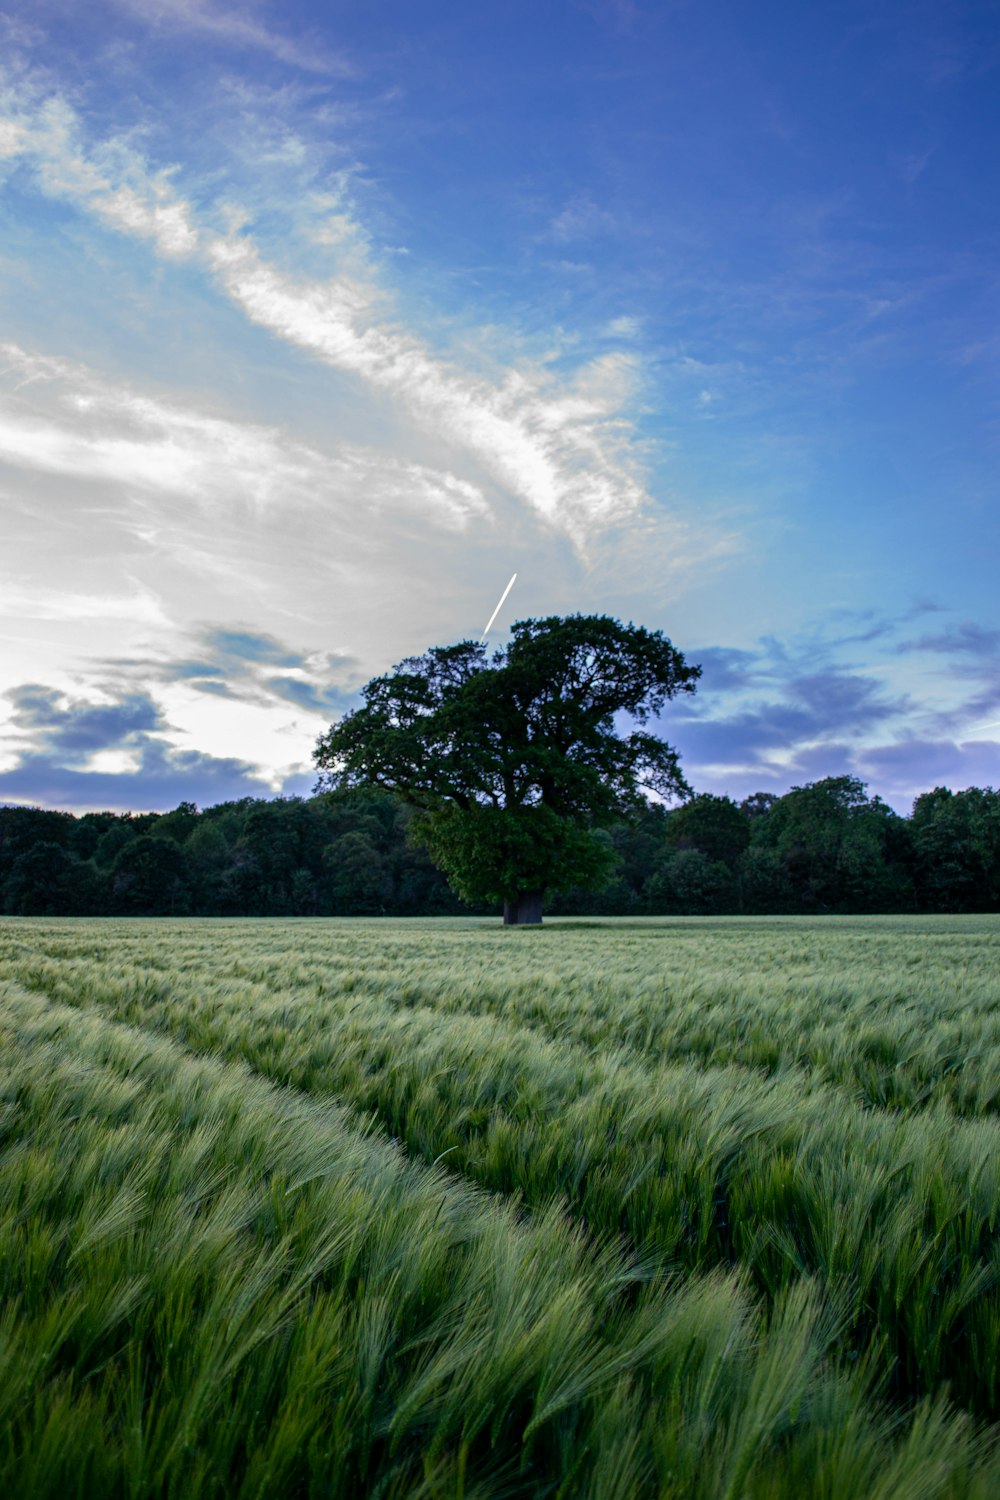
[503,889,543,925]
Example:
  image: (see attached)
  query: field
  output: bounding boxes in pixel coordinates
[1,915,1000,1497]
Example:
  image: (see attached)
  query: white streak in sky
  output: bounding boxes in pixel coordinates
[482,573,517,638]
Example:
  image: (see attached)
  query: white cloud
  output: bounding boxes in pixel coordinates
[0,93,200,259]
[0,119,24,158]
[209,236,648,540]
[110,0,353,77]
[604,315,642,340]
[0,581,171,626]
[82,747,143,775]
[0,64,740,810]
[0,80,658,548]
[155,682,311,779]
[547,193,618,243]
[0,342,490,531]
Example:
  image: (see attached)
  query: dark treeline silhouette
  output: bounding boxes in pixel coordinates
[1,775,998,918]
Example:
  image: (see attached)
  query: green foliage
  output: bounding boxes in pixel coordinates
[745,776,915,913]
[0,806,75,889]
[2,915,1000,1495]
[410,801,617,905]
[912,787,1000,912]
[322,830,391,914]
[110,835,190,915]
[4,841,83,915]
[737,844,795,913]
[664,792,750,869]
[92,819,137,869]
[152,800,198,843]
[1,772,999,917]
[314,614,699,913]
[646,848,736,914]
[0,794,475,918]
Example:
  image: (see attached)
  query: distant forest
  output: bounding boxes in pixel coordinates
[1,776,998,917]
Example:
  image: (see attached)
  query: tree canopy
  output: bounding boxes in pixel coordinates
[313,614,701,922]
[3,775,999,918]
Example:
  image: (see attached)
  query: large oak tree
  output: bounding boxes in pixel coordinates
[313,614,700,923]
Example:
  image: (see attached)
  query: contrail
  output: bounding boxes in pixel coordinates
[482,573,517,638]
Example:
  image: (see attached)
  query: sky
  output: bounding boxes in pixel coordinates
[0,0,997,816]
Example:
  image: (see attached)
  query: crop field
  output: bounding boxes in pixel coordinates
[1,915,1000,1497]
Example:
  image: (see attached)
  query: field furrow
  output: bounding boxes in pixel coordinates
[7,916,1000,1115]
[4,916,1000,1423]
[5,977,997,1498]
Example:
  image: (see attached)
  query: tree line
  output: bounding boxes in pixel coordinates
[2,775,998,917]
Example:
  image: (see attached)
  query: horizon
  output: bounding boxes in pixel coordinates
[1,1,998,818]
[0,766,979,823]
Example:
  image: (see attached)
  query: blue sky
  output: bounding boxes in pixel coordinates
[0,0,997,815]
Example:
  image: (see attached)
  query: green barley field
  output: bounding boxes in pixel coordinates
[2,915,1000,1498]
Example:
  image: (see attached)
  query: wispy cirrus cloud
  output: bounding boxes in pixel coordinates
[110,0,354,77]
[0,341,492,532]
[547,193,619,243]
[897,621,1000,659]
[209,235,649,538]
[0,91,200,258]
[0,581,169,627]
[0,74,666,549]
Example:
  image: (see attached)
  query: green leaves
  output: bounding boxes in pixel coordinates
[313,614,699,911]
[409,803,618,906]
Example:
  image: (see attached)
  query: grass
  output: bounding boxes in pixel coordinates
[1,913,999,1495]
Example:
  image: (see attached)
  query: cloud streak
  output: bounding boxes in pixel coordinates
[898,621,1000,659]
[111,1,353,77]
[0,342,492,532]
[0,76,657,547]
[0,93,200,259]
[102,625,364,717]
[210,236,648,539]
[0,581,170,626]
